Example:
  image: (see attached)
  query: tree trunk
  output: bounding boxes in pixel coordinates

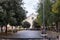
[5,25,7,34]
[12,26,13,33]
[55,22,58,32]
[1,26,3,32]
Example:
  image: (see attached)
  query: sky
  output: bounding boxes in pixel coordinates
[23,0,39,17]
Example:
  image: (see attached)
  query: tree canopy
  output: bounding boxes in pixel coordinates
[37,0,60,31]
[22,21,30,28]
[0,0,26,26]
[37,0,54,26]
[0,0,26,32]
[52,0,60,31]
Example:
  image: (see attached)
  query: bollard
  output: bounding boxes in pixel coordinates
[48,37,51,40]
[59,35,60,40]
[57,35,59,39]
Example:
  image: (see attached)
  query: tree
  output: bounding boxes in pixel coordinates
[33,21,40,30]
[0,5,5,32]
[22,21,30,28]
[52,0,60,31]
[0,0,26,33]
[37,0,54,27]
[36,2,43,25]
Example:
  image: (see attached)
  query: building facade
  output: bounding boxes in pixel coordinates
[22,13,37,29]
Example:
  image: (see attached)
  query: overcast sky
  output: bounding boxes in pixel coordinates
[23,0,39,17]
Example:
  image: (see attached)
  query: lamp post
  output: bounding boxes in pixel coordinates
[41,0,46,34]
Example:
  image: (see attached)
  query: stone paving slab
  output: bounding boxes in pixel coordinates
[0,30,59,40]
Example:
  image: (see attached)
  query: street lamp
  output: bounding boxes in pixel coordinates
[41,0,46,34]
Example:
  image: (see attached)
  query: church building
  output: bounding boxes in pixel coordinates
[22,13,37,28]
